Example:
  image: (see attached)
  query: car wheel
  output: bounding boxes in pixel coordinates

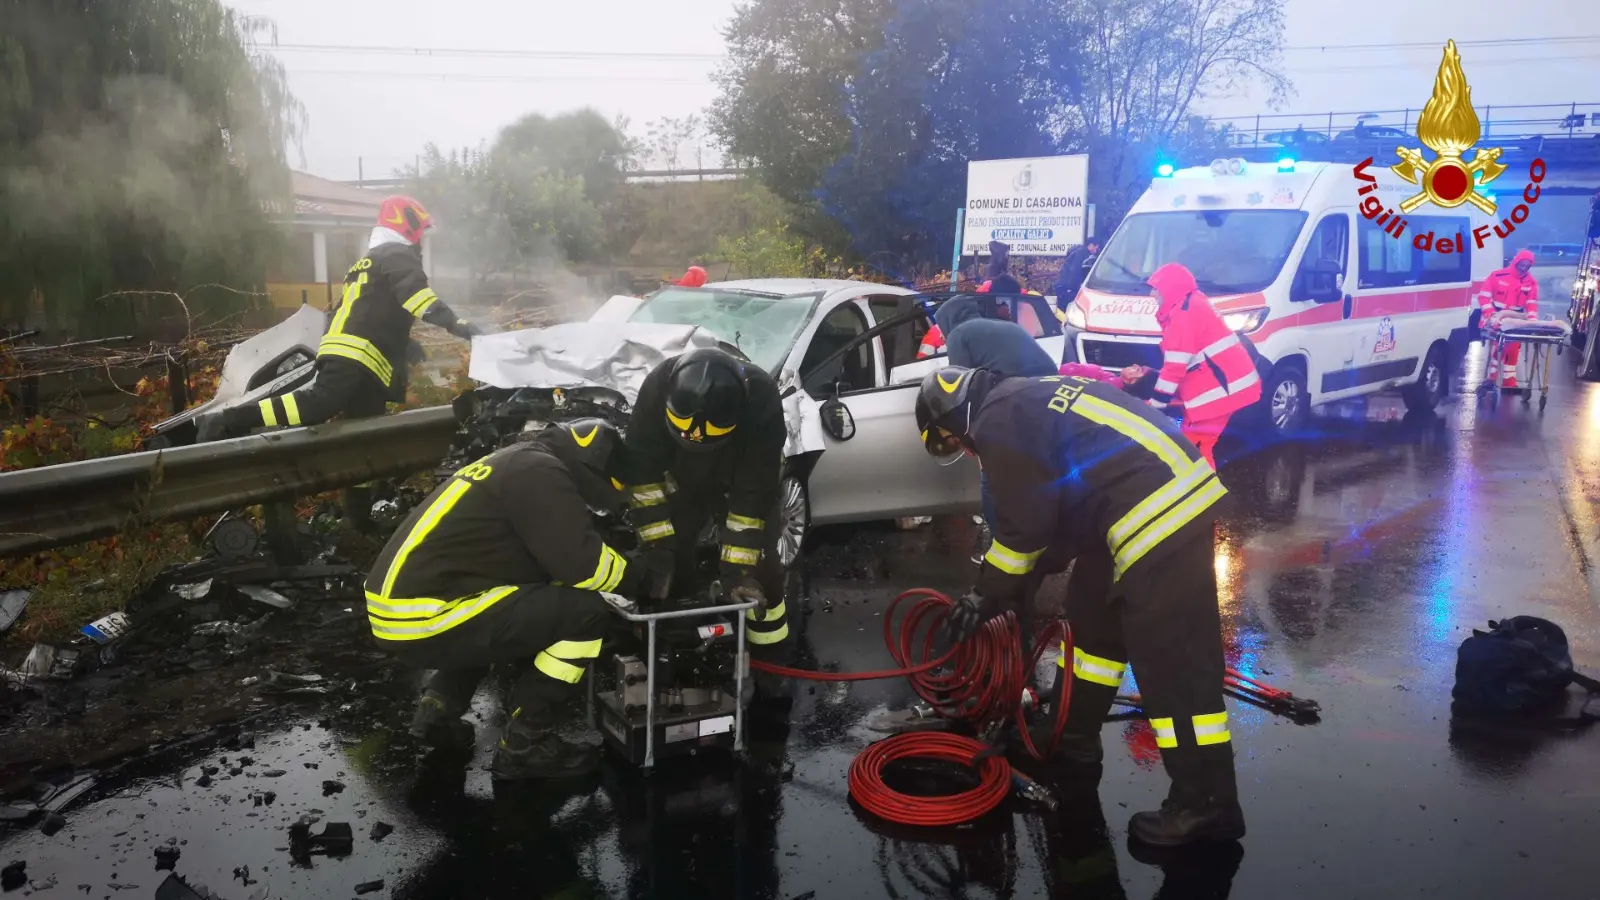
[1403,344,1448,412]
[776,471,809,569]
[1261,362,1309,435]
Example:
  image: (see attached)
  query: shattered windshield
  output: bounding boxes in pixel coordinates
[627,288,817,372]
[1087,210,1308,296]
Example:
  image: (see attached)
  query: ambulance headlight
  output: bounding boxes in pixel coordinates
[1222,308,1269,334]
[1064,301,1088,329]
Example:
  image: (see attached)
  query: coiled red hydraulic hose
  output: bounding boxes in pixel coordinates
[750,588,1073,824]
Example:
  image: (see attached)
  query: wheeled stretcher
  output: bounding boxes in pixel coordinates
[1478,314,1572,411]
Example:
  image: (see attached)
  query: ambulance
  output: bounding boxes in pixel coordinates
[1060,157,1502,432]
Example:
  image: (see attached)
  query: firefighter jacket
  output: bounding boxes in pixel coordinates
[971,371,1226,609]
[364,440,638,643]
[624,357,786,579]
[324,231,465,398]
[1147,263,1262,424]
[1479,249,1539,316]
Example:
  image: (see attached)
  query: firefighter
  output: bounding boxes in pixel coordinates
[920,366,1244,846]
[623,348,793,694]
[370,418,672,780]
[1479,249,1539,388]
[1146,263,1263,468]
[199,195,479,441]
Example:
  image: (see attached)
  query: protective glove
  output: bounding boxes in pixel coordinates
[941,589,1000,646]
[724,575,767,616]
[627,548,675,603]
[448,318,483,340]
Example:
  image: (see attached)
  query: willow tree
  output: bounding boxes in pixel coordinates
[0,0,306,337]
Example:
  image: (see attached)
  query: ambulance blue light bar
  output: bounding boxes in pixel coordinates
[1156,163,1176,177]
[1277,157,1296,172]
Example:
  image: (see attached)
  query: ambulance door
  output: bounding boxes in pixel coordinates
[1286,211,1360,400]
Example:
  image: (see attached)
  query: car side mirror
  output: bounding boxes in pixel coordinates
[819,396,856,441]
[1302,258,1344,303]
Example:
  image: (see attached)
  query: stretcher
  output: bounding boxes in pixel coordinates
[1477,315,1571,412]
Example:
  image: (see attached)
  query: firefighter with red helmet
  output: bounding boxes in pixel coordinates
[622,348,794,699]
[920,365,1244,847]
[1146,263,1263,468]
[199,196,478,442]
[196,196,479,526]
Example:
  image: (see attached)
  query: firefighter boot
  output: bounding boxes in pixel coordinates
[1129,747,1245,846]
[491,714,600,781]
[342,485,377,534]
[408,668,485,751]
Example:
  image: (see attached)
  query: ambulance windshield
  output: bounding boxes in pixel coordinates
[1086,210,1308,296]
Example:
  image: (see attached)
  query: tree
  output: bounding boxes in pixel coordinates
[404,109,637,286]
[712,0,1289,265]
[0,0,304,336]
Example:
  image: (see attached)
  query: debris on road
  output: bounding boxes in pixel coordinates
[1,861,25,892]
[288,821,353,861]
[80,611,132,645]
[38,812,66,836]
[0,589,30,634]
[153,873,208,900]
[154,845,181,870]
[321,780,345,796]
[354,879,384,895]
[236,585,293,611]
[368,821,394,842]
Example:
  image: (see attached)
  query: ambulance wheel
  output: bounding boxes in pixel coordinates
[1403,344,1448,413]
[1261,362,1308,435]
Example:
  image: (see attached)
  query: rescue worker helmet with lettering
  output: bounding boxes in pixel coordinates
[377,195,434,246]
[915,366,976,458]
[543,418,628,514]
[665,349,747,453]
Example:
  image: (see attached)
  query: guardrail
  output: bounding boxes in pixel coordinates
[0,406,457,558]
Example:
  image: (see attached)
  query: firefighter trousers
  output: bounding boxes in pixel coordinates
[1181,413,1231,470]
[1056,523,1237,810]
[664,493,792,664]
[381,584,609,725]
[219,356,390,436]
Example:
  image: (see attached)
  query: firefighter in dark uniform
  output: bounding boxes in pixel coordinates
[368,418,671,780]
[623,349,794,692]
[198,196,479,495]
[919,366,1244,847]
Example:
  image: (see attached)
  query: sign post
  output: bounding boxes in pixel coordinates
[963,155,1090,258]
[949,208,965,289]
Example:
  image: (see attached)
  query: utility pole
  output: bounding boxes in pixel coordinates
[358,157,364,187]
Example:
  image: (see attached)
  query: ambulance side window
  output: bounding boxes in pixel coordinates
[1291,214,1348,302]
[1411,215,1472,285]
[1358,219,1418,289]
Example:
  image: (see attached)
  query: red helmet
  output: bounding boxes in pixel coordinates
[378,196,433,245]
[675,266,708,288]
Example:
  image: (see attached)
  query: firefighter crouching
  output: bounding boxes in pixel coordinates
[623,349,795,703]
[920,366,1245,846]
[368,419,671,780]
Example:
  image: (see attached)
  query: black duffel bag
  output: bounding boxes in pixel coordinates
[1452,616,1600,715]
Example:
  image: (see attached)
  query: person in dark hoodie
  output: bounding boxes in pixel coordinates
[934,288,1057,562]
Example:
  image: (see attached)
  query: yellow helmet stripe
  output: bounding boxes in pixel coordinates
[572,425,599,447]
[705,421,737,437]
[666,409,694,430]
[937,370,966,394]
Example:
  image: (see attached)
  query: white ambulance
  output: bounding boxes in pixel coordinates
[1061,157,1502,432]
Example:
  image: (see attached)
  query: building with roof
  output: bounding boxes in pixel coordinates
[265,173,431,315]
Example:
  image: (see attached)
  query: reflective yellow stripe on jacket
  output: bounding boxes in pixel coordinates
[1069,394,1225,580]
[321,271,395,386]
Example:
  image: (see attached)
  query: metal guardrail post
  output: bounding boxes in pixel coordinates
[166,356,189,416]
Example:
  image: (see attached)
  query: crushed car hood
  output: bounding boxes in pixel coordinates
[467,322,826,458]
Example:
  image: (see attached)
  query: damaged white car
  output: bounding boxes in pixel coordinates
[459,278,1003,565]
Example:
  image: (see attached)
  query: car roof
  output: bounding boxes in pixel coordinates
[704,278,914,299]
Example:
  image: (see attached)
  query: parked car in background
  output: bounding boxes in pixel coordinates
[1333,125,1411,143]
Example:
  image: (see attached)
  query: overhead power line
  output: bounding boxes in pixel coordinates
[1292,51,1600,75]
[1282,35,1600,53]
[286,69,712,85]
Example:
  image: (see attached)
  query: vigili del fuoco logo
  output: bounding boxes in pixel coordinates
[1353,40,1547,254]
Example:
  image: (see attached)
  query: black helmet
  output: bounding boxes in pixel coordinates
[915,366,977,458]
[542,417,627,513]
[664,349,747,453]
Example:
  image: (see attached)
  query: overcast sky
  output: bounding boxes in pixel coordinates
[228,0,1596,181]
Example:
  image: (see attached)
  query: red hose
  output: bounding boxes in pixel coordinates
[847,732,1010,826]
[749,588,1073,825]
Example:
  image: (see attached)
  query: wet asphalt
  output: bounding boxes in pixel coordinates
[5,342,1600,899]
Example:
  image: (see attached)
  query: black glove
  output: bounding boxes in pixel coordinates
[448,318,483,340]
[942,589,999,645]
[627,548,675,603]
[724,575,767,615]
